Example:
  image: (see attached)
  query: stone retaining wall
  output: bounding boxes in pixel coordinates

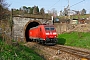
[12,17,52,42]
[1,17,90,42]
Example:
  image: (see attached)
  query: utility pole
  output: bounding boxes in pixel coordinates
[68,0,70,19]
[11,9,13,40]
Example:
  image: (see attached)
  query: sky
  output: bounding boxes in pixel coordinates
[6,0,90,14]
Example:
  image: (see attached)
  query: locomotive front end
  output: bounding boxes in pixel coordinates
[44,25,58,45]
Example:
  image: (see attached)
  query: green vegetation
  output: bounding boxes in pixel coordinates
[0,38,44,60]
[57,14,90,20]
[70,14,90,19]
[0,0,10,20]
[58,32,90,49]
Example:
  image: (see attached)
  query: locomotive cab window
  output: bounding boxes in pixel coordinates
[45,27,55,30]
[50,27,55,30]
[45,27,49,30]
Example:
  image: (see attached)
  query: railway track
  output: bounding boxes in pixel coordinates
[47,45,90,60]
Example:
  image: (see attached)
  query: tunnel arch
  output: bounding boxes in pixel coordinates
[24,20,41,42]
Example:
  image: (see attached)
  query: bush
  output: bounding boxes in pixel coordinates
[0,38,44,60]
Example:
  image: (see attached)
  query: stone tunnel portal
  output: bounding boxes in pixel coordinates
[25,21,40,42]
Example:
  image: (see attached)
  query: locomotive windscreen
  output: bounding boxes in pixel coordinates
[44,26,55,30]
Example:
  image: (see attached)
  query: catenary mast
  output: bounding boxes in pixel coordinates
[68,0,70,19]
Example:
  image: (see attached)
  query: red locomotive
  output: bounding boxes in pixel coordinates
[29,24,57,45]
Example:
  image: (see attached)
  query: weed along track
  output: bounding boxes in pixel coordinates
[47,45,90,60]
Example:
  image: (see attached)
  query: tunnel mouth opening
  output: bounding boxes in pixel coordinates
[25,21,39,42]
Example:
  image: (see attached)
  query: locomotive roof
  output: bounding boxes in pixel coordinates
[41,24,54,27]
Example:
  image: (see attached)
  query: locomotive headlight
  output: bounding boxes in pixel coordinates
[46,33,49,35]
[53,32,57,35]
[55,36,57,37]
[43,39,45,40]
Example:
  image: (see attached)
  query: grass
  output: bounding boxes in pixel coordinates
[0,38,44,60]
[57,32,90,49]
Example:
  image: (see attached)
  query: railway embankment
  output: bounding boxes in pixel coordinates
[25,42,90,60]
[0,38,44,60]
[58,32,90,49]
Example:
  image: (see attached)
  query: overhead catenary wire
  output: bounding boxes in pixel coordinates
[70,0,85,8]
[49,0,61,9]
[48,0,85,11]
[48,0,85,17]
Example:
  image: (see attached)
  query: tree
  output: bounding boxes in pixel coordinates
[47,10,52,16]
[64,8,68,16]
[19,8,22,11]
[81,9,86,15]
[23,6,27,13]
[30,7,34,14]
[75,11,79,15]
[40,8,45,15]
[47,8,57,17]
[36,6,39,14]
[33,6,39,14]
[51,8,57,17]
[60,10,63,16]
[0,0,10,20]
[27,7,31,13]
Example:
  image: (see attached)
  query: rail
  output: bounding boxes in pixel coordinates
[47,45,90,60]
